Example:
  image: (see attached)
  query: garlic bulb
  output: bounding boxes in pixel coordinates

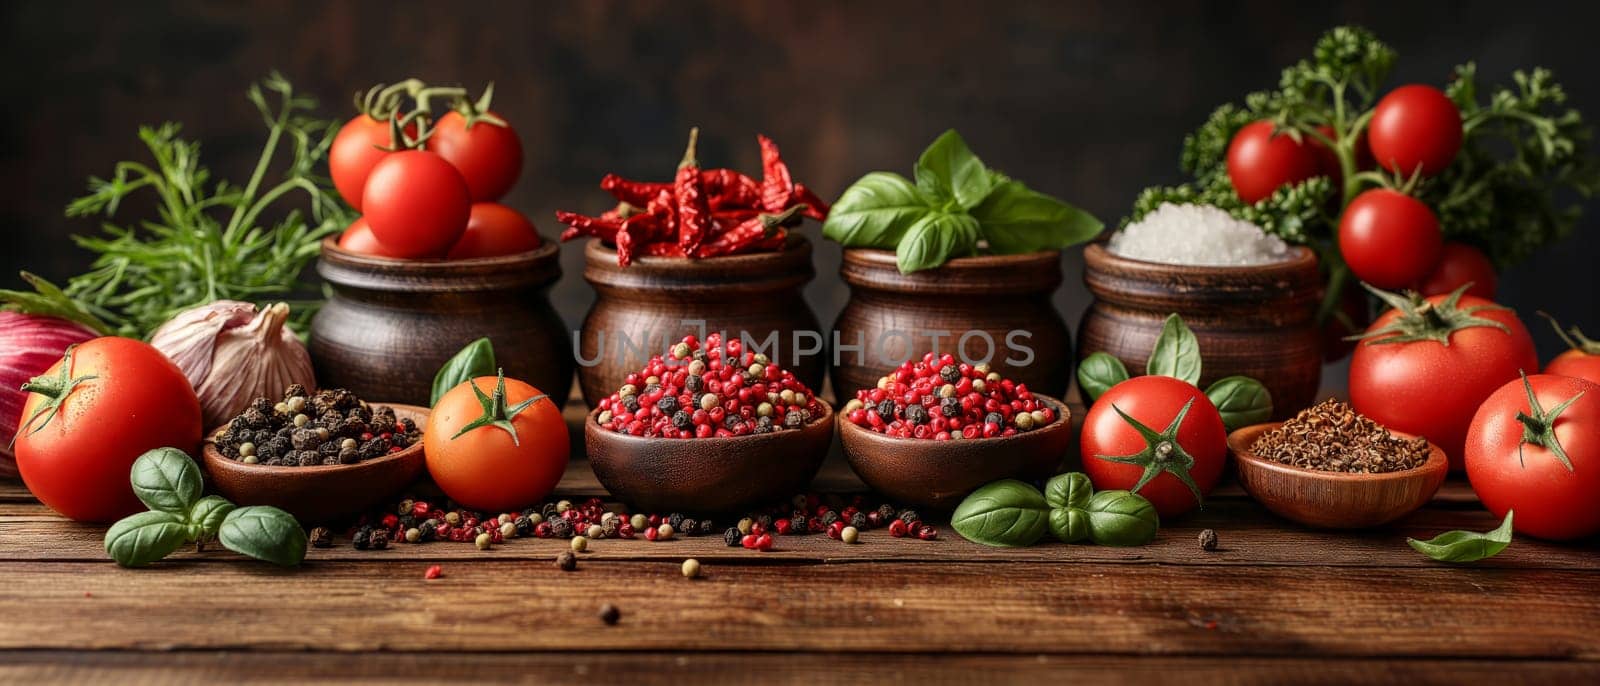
[150,301,315,428]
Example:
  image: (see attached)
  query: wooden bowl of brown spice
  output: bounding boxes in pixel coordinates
[1227,399,1447,529]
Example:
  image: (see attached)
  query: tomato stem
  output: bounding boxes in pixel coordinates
[12,345,98,445]
[1093,398,1205,508]
[1512,371,1582,472]
[449,369,547,447]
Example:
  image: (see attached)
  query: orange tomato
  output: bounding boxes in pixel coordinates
[424,374,568,512]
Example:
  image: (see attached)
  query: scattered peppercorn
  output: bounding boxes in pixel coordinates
[842,526,860,544]
[475,532,492,550]
[424,564,443,580]
[1198,529,1219,552]
[681,558,702,578]
[556,551,577,571]
[723,527,742,547]
[599,603,621,626]
[310,527,333,548]
[571,536,589,553]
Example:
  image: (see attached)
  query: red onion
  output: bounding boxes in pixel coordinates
[0,311,98,479]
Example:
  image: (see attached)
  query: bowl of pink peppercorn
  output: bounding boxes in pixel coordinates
[839,352,1073,510]
[585,333,835,513]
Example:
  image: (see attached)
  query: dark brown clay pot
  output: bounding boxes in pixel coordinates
[202,404,429,524]
[839,395,1073,511]
[583,400,835,513]
[576,235,824,407]
[310,238,572,407]
[831,249,1072,402]
[1078,242,1323,418]
[1228,422,1447,529]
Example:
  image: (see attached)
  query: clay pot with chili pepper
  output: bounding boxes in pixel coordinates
[1077,241,1323,418]
[310,237,572,407]
[831,248,1075,401]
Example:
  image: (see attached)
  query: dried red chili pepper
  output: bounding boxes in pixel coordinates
[758,134,795,212]
[555,211,621,242]
[701,168,762,209]
[600,174,672,206]
[793,183,830,220]
[599,201,642,223]
[637,241,686,258]
[674,128,711,256]
[700,205,805,257]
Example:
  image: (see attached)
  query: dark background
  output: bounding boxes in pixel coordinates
[3,0,1596,370]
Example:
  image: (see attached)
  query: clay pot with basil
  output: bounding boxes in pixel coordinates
[575,235,825,407]
[1077,242,1323,419]
[310,238,572,407]
[831,248,1073,402]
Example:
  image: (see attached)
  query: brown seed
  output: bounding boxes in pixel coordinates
[598,603,621,625]
[1198,529,1219,552]
[555,551,577,571]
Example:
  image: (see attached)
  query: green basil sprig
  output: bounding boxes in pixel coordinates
[823,130,1102,273]
[1408,511,1514,563]
[953,472,1160,548]
[1085,490,1160,547]
[431,337,497,406]
[1075,313,1272,431]
[950,479,1050,547]
[105,449,306,568]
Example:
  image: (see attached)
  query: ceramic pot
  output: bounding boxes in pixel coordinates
[310,238,572,406]
[576,235,824,407]
[1078,242,1322,418]
[830,249,1071,402]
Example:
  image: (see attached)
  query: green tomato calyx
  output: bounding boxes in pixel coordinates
[1512,371,1582,472]
[1096,398,1205,509]
[450,369,546,447]
[1539,311,1600,356]
[1352,283,1510,347]
[15,345,98,443]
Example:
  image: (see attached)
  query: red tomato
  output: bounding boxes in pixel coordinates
[361,150,471,258]
[335,217,404,258]
[1540,315,1600,386]
[14,338,202,522]
[1226,120,1322,204]
[430,110,523,202]
[1368,85,1462,177]
[447,203,542,260]
[1349,292,1538,470]
[1465,374,1600,540]
[1417,242,1496,299]
[329,114,415,211]
[1081,375,1226,517]
[424,374,568,512]
[1338,189,1442,289]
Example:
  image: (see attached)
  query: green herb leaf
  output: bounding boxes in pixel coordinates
[1044,472,1094,511]
[218,506,308,567]
[104,511,191,568]
[1085,490,1160,547]
[1205,376,1274,432]
[969,179,1103,254]
[1076,352,1130,402]
[1146,313,1201,384]
[950,479,1050,547]
[913,130,994,210]
[895,211,980,274]
[129,448,203,514]
[0,272,114,335]
[431,337,497,406]
[821,172,936,249]
[188,495,236,540]
[1408,511,1514,563]
[1049,507,1091,543]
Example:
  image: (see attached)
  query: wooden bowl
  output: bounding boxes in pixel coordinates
[1228,422,1448,529]
[584,400,835,513]
[839,395,1074,511]
[201,404,430,524]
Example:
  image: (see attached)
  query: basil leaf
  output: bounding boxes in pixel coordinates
[1205,376,1273,432]
[219,506,308,567]
[970,179,1103,254]
[1146,313,1202,384]
[951,479,1050,547]
[105,510,190,567]
[1085,490,1160,547]
[821,172,935,249]
[431,337,496,406]
[1045,472,1094,511]
[1076,352,1130,402]
[1408,511,1514,563]
[1049,507,1090,543]
[129,448,202,514]
[914,130,993,209]
[895,211,980,274]
[188,495,236,540]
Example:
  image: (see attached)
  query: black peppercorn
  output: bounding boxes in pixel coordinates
[939,364,961,384]
[684,375,703,393]
[310,526,334,548]
[599,603,621,625]
[698,519,715,536]
[369,533,389,550]
[849,511,868,529]
[904,404,930,425]
[723,527,742,547]
[985,412,1004,426]
[541,502,560,519]
[514,516,534,537]
[783,409,803,429]
[680,518,700,536]
[789,515,807,534]
[820,510,840,526]
[657,396,679,414]
[555,551,577,571]
[622,395,641,413]
[756,514,774,528]
[352,526,373,550]
[877,504,897,521]
[671,410,692,430]
[898,510,920,525]
[875,399,896,418]
[722,414,742,430]
[1198,529,1219,552]
[667,513,686,531]
[418,522,438,542]
[550,518,574,539]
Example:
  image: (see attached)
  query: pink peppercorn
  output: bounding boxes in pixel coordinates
[424,564,443,580]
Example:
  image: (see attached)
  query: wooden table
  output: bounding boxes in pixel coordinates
[2,398,1597,684]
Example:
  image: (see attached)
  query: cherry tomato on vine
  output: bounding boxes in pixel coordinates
[1081,375,1226,518]
[1540,314,1600,386]
[1338,189,1442,289]
[1417,242,1496,299]
[1465,374,1600,540]
[361,150,471,258]
[1226,120,1322,204]
[329,114,415,211]
[431,110,523,202]
[447,203,541,260]
[1368,84,1462,177]
[335,217,403,258]
[1349,288,1537,470]
[424,372,567,512]
[14,338,202,522]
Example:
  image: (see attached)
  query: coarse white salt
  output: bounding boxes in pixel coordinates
[1109,203,1292,266]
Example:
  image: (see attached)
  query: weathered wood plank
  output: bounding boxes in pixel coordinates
[0,651,1593,685]
[0,561,1595,658]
